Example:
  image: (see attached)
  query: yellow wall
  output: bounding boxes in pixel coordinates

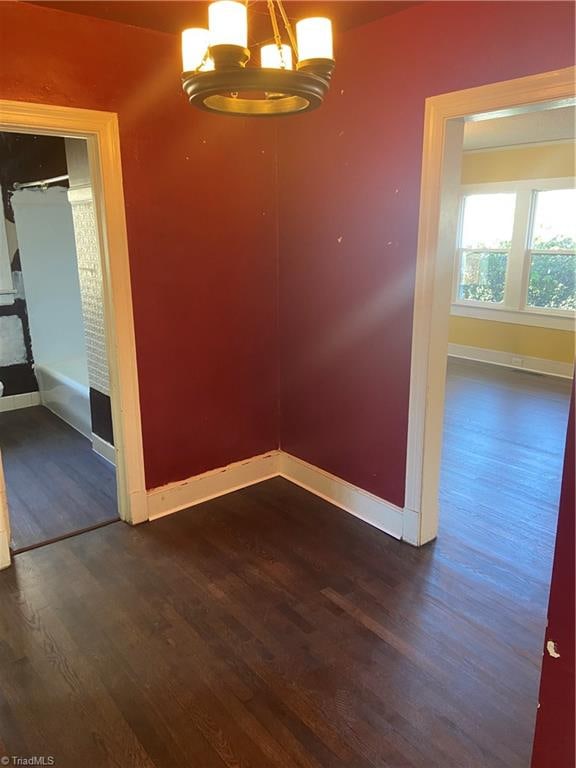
[450,142,575,363]
[450,317,575,363]
[461,142,575,183]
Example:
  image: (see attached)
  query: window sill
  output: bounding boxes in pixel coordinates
[450,303,575,331]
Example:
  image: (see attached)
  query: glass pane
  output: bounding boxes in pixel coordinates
[461,194,516,249]
[527,252,576,310]
[531,189,576,250]
[459,251,507,303]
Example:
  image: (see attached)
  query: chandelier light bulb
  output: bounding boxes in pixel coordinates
[181,1,334,116]
[181,28,210,72]
[208,1,248,48]
[260,44,293,70]
[296,17,334,62]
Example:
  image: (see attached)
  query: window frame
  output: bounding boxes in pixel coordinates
[455,246,510,307]
[452,177,576,330]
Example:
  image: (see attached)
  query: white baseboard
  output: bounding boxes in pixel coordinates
[92,433,115,466]
[146,450,415,545]
[0,530,10,569]
[448,343,574,379]
[401,507,421,546]
[147,451,281,520]
[0,452,10,569]
[278,452,404,540]
[0,391,41,413]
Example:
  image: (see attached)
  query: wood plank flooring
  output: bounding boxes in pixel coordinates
[0,405,117,551]
[441,359,572,575]
[0,361,571,767]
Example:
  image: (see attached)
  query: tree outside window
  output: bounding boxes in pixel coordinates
[456,187,575,314]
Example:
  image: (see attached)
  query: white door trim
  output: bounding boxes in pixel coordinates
[0,100,147,567]
[404,66,576,546]
[0,448,10,569]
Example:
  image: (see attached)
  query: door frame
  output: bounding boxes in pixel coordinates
[0,100,147,567]
[403,66,576,547]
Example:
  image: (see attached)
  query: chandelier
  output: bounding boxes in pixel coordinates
[181,1,335,116]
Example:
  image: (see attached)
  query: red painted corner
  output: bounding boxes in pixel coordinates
[531,383,575,768]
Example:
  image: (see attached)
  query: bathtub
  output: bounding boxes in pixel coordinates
[35,357,92,439]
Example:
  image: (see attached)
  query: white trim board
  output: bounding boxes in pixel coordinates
[461,177,575,192]
[450,303,575,331]
[0,530,9,570]
[147,450,411,545]
[278,452,404,541]
[92,433,116,466]
[0,391,41,413]
[0,449,10,569]
[448,343,574,379]
[464,139,575,154]
[147,451,281,520]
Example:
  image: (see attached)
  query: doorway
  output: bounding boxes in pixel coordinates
[0,132,119,551]
[403,64,575,761]
[0,101,147,568]
[442,103,574,547]
[404,66,575,546]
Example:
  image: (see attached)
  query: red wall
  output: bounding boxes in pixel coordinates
[0,2,279,489]
[531,386,575,768]
[277,1,575,505]
[1,2,573,502]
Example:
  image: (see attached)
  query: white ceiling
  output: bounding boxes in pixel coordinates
[463,106,575,151]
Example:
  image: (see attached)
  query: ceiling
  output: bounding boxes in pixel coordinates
[25,1,417,41]
[463,106,576,151]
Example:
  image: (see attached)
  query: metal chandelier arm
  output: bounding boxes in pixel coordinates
[275,0,298,54]
[267,0,282,49]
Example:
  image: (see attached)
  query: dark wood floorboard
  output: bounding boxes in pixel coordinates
[0,361,571,767]
[0,405,118,551]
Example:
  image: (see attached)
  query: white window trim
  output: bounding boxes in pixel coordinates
[450,303,575,331]
[451,177,576,326]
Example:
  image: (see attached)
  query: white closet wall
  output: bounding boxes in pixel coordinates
[11,187,88,371]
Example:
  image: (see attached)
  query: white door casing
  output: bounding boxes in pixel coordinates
[404,66,576,545]
[0,101,148,567]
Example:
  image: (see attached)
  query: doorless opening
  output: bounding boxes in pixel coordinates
[0,101,147,569]
[404,66,575,548]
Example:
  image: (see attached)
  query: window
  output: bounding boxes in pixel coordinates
[458,193,515,304]
[455,181,576,319]
[526,189,576,311]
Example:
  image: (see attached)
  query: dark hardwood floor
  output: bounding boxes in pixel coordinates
[441,358,572,565]
[0,361,571,767]
[0,405,117,551]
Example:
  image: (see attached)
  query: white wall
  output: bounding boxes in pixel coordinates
[11,187,88,371]
[65,138,110,395]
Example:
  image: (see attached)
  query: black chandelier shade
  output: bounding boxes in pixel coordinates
[182,66,332,116]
